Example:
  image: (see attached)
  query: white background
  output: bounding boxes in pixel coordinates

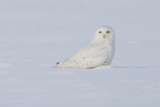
[0,0,160,107]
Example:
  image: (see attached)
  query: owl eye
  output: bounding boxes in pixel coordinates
[99,31,102,33]
[106,31,110,33]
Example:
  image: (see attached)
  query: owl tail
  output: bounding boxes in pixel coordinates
[52,62,65,68]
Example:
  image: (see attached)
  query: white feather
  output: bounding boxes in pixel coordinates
[53,26,115,69]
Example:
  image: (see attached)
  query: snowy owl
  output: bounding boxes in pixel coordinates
[53,26,115,69]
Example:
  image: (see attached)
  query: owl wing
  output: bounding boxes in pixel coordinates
[54,43,108,69]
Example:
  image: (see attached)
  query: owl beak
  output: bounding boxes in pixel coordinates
[103,34,106,38]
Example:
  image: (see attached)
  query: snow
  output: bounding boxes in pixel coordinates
[0,0,160,107]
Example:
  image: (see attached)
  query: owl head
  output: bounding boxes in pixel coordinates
[94,26,115,43]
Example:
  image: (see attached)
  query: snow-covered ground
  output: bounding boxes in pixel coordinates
[0,0,160,107]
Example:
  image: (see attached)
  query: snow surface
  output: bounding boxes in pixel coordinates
[0,0,160,107]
